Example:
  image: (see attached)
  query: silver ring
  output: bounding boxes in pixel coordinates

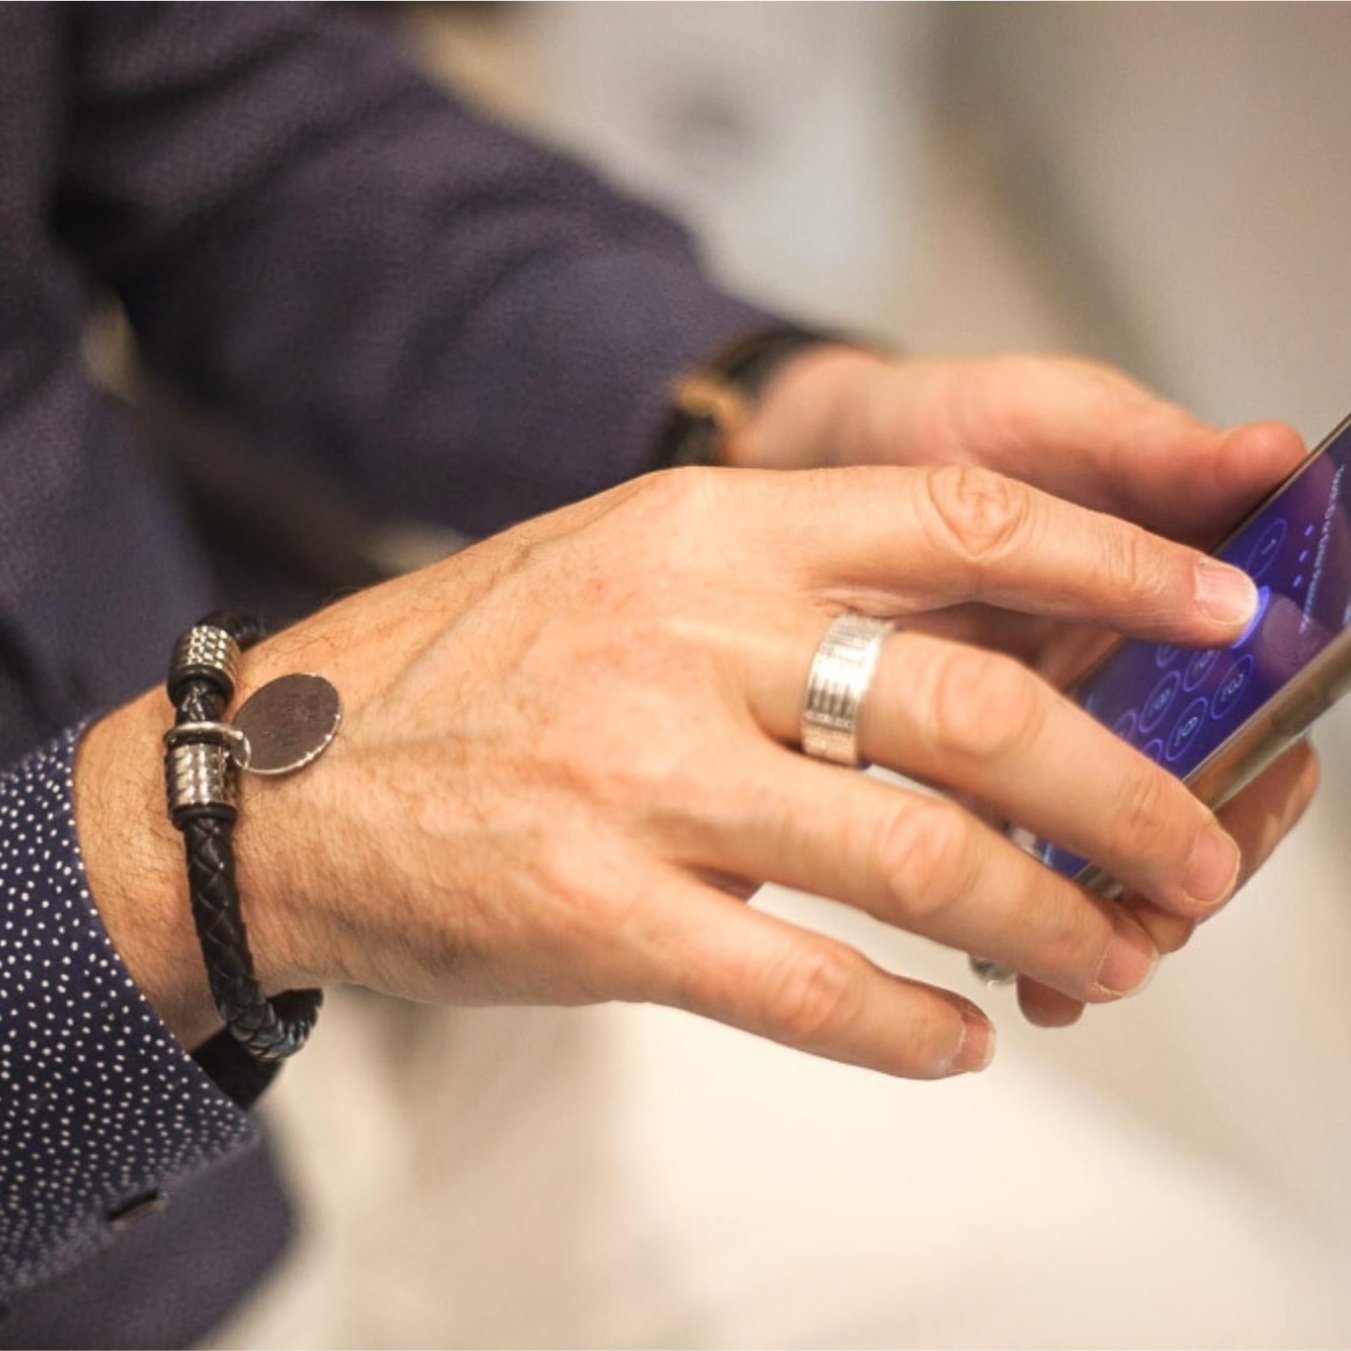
[799,613,894,767]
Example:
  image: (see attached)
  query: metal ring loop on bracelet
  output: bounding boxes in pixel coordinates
[799,613,894,767]
[163,720,252,765]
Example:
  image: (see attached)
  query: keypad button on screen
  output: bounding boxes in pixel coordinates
[1140,669,1181,734]
[1246,518,1287,581]
[1183,647,1221,691]
[1211,654,1255,719]
[1167,697,1209,762]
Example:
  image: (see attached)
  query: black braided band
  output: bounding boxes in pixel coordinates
[166,611,321,1102]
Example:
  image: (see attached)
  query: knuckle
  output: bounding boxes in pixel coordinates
[923,646,1047,764]
[922,464,1032,564]
[1039,892,1110,984]
[639,464,725,520]
[1103,522,1173,606]
[620,466,732,565]
[766,945,865,1045]
[874,799,975,927]
[1001,876,1107,994]
[1106,764,1176,862]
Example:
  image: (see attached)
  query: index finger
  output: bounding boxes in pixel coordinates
[779,464,1259,646]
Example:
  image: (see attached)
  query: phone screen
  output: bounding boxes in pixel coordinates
[1039,420,1351,878]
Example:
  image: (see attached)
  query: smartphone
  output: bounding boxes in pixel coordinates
[976,409,1351,980]
[972,405,1351,988]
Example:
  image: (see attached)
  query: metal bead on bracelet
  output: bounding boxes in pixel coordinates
[164,613,341,1068]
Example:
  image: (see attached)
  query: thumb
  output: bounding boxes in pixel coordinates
[894,356,1306,544]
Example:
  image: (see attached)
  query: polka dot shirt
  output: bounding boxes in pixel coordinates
[0,728,253,1301]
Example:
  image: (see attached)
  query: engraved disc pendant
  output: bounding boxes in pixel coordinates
[231,673,342,775]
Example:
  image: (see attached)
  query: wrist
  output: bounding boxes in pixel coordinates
[726,344,892,471]
[73,679,314,1049]
[74,695,221,1048]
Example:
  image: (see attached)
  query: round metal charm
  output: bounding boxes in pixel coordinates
[231,673,342,775]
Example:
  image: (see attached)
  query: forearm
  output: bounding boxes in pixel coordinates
[74,696,222,1051]
[60,5,769,533]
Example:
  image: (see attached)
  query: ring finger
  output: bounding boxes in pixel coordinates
[684,743,1160,1006]
[1017,738,1321,1025]
[748,624,1242,922]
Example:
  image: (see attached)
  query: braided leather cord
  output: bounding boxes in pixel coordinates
[169,612,322,1090]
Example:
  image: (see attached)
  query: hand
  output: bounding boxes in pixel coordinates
[735,348,1320,1023]
[76,462,1264,1077]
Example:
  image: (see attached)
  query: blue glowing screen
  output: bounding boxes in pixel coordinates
[1040,423,1351,877]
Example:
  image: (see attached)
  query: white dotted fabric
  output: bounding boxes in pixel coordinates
[0,728,253,1299]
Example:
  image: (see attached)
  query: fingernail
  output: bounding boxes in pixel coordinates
[1195,559,1258,625]
[953,1010,996,1073]
[1182,825,1242,910]
[1094,919,1160,998]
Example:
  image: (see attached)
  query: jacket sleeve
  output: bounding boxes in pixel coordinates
[0,728,255,1302]
[55,3,771,538]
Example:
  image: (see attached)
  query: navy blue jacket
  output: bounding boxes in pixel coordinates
[0,4,764,1343]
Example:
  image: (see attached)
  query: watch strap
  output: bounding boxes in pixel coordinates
[652,325,841,470]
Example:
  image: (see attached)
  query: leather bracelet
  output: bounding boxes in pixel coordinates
[164,611,336,1103]
[652,325,844,469]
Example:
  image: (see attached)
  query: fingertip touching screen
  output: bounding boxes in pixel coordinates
[1040,421,1351,878]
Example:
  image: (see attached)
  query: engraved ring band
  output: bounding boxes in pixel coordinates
[798,612,894,768]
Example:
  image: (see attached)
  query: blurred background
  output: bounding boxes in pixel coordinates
[195,5,1351,1347]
